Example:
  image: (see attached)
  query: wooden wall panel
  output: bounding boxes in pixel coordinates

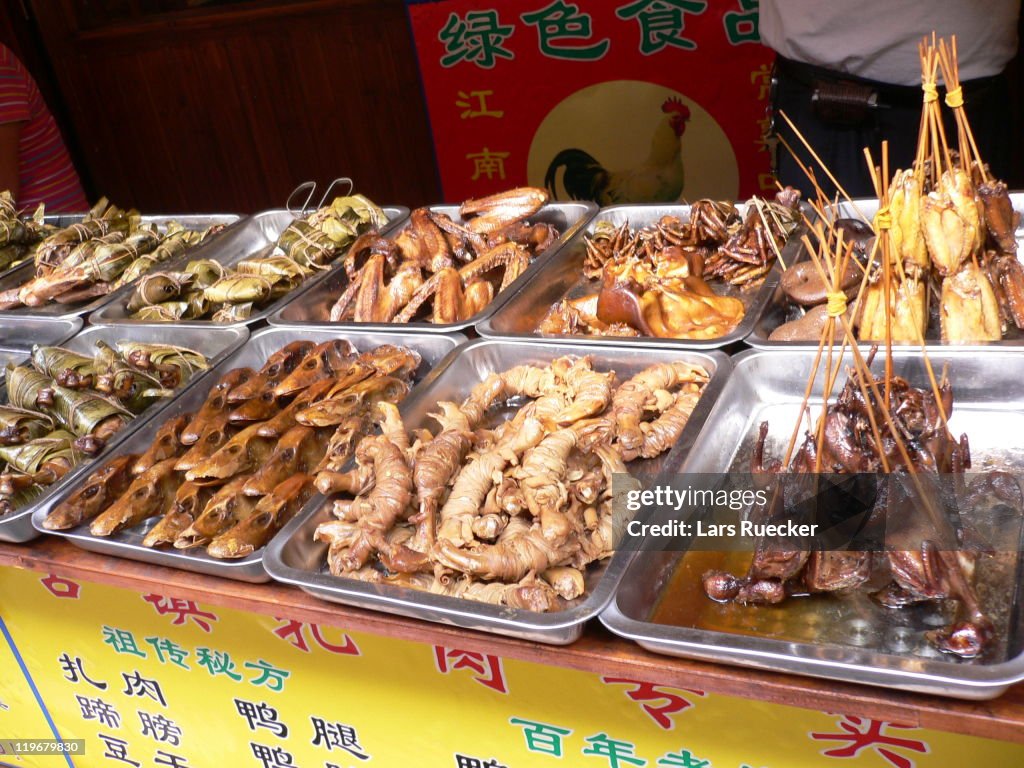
[27,0,440,213]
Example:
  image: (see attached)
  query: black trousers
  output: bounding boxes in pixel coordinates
[772,56,1013,198]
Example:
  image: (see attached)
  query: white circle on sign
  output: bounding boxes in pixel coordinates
[529,79,740,204]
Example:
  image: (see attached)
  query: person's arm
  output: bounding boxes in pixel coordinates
[0,121,22,200]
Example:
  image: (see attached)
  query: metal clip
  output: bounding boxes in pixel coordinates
[316,177,354,210]
[285,181,317,217]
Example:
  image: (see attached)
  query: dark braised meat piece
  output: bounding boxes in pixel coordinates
[701,358,1001,660]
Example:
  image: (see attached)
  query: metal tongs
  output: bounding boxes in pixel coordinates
[284,177,355,218]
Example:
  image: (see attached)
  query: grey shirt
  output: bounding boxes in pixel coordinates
[759,1,1019,85]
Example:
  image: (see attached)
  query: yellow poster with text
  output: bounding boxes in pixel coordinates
[1,564,1022,768]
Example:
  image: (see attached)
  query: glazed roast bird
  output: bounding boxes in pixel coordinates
[544,97,691,205]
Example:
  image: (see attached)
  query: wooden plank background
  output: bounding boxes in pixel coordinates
[4,0,440,213]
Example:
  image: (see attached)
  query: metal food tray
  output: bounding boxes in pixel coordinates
[265,338,731,643]
[0,315,83,350]
[600,347,1024,699]
[0,348,26,373]
[0,323,248,543]
[33,326,462,582]
[268,202,597,334]
[479,202,803,349]
[0,316,84,385]
[90,207,409,329]
[0,214,242,321]
[747,194,1024,347]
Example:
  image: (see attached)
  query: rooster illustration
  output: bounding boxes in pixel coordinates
[544,97,692,205]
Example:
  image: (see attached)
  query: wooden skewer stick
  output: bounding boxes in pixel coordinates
[938,36,989,182]
[812,237,852,471]
[801,229,872,466]
[752,199,787,270]
[919,39,953,180]
[914,39,931,178]
[777,111,871,223]
[824,242,858,398]
[773,179,868,279]
[781,232,833,468]
[881,143,893,407]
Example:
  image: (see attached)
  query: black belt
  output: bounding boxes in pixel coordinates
[774,55,1002,110]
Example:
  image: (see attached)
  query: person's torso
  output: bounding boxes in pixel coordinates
[758,1,1020,86]
[0,46,87,212]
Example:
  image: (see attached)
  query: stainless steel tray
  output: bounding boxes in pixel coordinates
[265,338,731,643]
[0,316,83,350]
[479,202,803,349]
[0,316,84,385]
[268,202,597,334]
[90,207,409,329]
[0,323,248,543]
[0,214,242,321]
[33,326,462,582]
[600,347,1024,698]
[0,347,26,373]
[747,194,1024,347]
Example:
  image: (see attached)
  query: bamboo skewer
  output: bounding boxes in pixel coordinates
[938,36,988,182]
[753,199,787,270]
[776,81,942,473]
[776,115,872,225]
[764,33,979,604]
[772,33,992,481]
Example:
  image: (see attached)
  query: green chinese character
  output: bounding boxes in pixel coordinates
[102,626,147,658]
[439,10,515,69]
[521,1,610,61]
[723,0,759,45]
[616,0,708,54]
[583,733,647,767]
[245,659,290,692]
[145,637,190,670]
[510,717,573,756]
[657,749,711,767]
[195,647,243,681]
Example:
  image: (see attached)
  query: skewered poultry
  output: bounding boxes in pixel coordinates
[325,187,557,324]
[126,195,388,322]
[0,340,208,515]
[771,38,1024,344]
[314,356,710,612]
[42,340,424,563]
[703,358,998,659]
[541,189,800,340]
[700,82,1008,660]
[0,198,229,310]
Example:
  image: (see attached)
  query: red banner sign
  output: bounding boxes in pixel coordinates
[407,0,775,204]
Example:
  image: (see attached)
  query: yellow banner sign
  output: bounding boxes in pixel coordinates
[0,564,1021,767]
